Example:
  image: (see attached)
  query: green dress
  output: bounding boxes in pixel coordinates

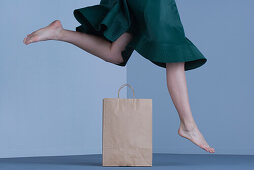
[73,0,207,71]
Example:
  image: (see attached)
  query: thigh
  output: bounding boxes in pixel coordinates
[111,32,134,54]
[108,32,134,65]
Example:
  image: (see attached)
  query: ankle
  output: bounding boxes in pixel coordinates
[180,120,197,131]
[55,29,65,40]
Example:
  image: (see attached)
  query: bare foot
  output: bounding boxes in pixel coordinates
[178,122,215,153]
[23,20,63,45]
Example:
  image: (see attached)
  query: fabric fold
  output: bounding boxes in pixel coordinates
[73,0,134,66]
[73,0,207,71]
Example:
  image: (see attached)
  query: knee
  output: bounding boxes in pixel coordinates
[112,54,124,65]
[106,50,124,65]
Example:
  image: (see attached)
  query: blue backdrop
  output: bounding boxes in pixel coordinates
[127,0,254,155]
[0,0,253,158]
[0,0,127,158]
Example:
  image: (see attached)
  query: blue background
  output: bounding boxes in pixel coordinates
[0,0,127,158]
[128,0,254,155]
[0,0,253,158]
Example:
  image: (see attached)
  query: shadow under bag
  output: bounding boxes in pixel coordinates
[102,83,152,166]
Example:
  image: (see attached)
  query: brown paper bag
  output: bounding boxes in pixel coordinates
[102,83,152,166]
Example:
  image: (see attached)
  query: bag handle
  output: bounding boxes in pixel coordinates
[117,83,135,98]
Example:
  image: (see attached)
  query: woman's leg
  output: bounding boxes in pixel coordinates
[23,20,133,64]
[166,62,215,153]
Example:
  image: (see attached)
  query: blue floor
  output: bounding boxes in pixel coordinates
[0,153,253,170]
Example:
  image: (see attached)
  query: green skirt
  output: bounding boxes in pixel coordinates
[73,0,207,71]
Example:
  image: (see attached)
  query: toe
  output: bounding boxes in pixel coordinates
[25,38,30,44]
[202,145,210,152]
[27,36,34,43]
[210,148,215,153]
[208,147,214,153]
[208,148,212,153]
[26,38,32,44]
[24,38,28,44]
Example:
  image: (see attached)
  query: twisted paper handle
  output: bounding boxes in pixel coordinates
[117,83,135,98]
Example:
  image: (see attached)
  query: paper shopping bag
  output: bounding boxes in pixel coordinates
[102,83,152,166]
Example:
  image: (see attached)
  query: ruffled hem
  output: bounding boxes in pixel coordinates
[73,0,207,71]
[73,1,135,67]
[135,37,207,71]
